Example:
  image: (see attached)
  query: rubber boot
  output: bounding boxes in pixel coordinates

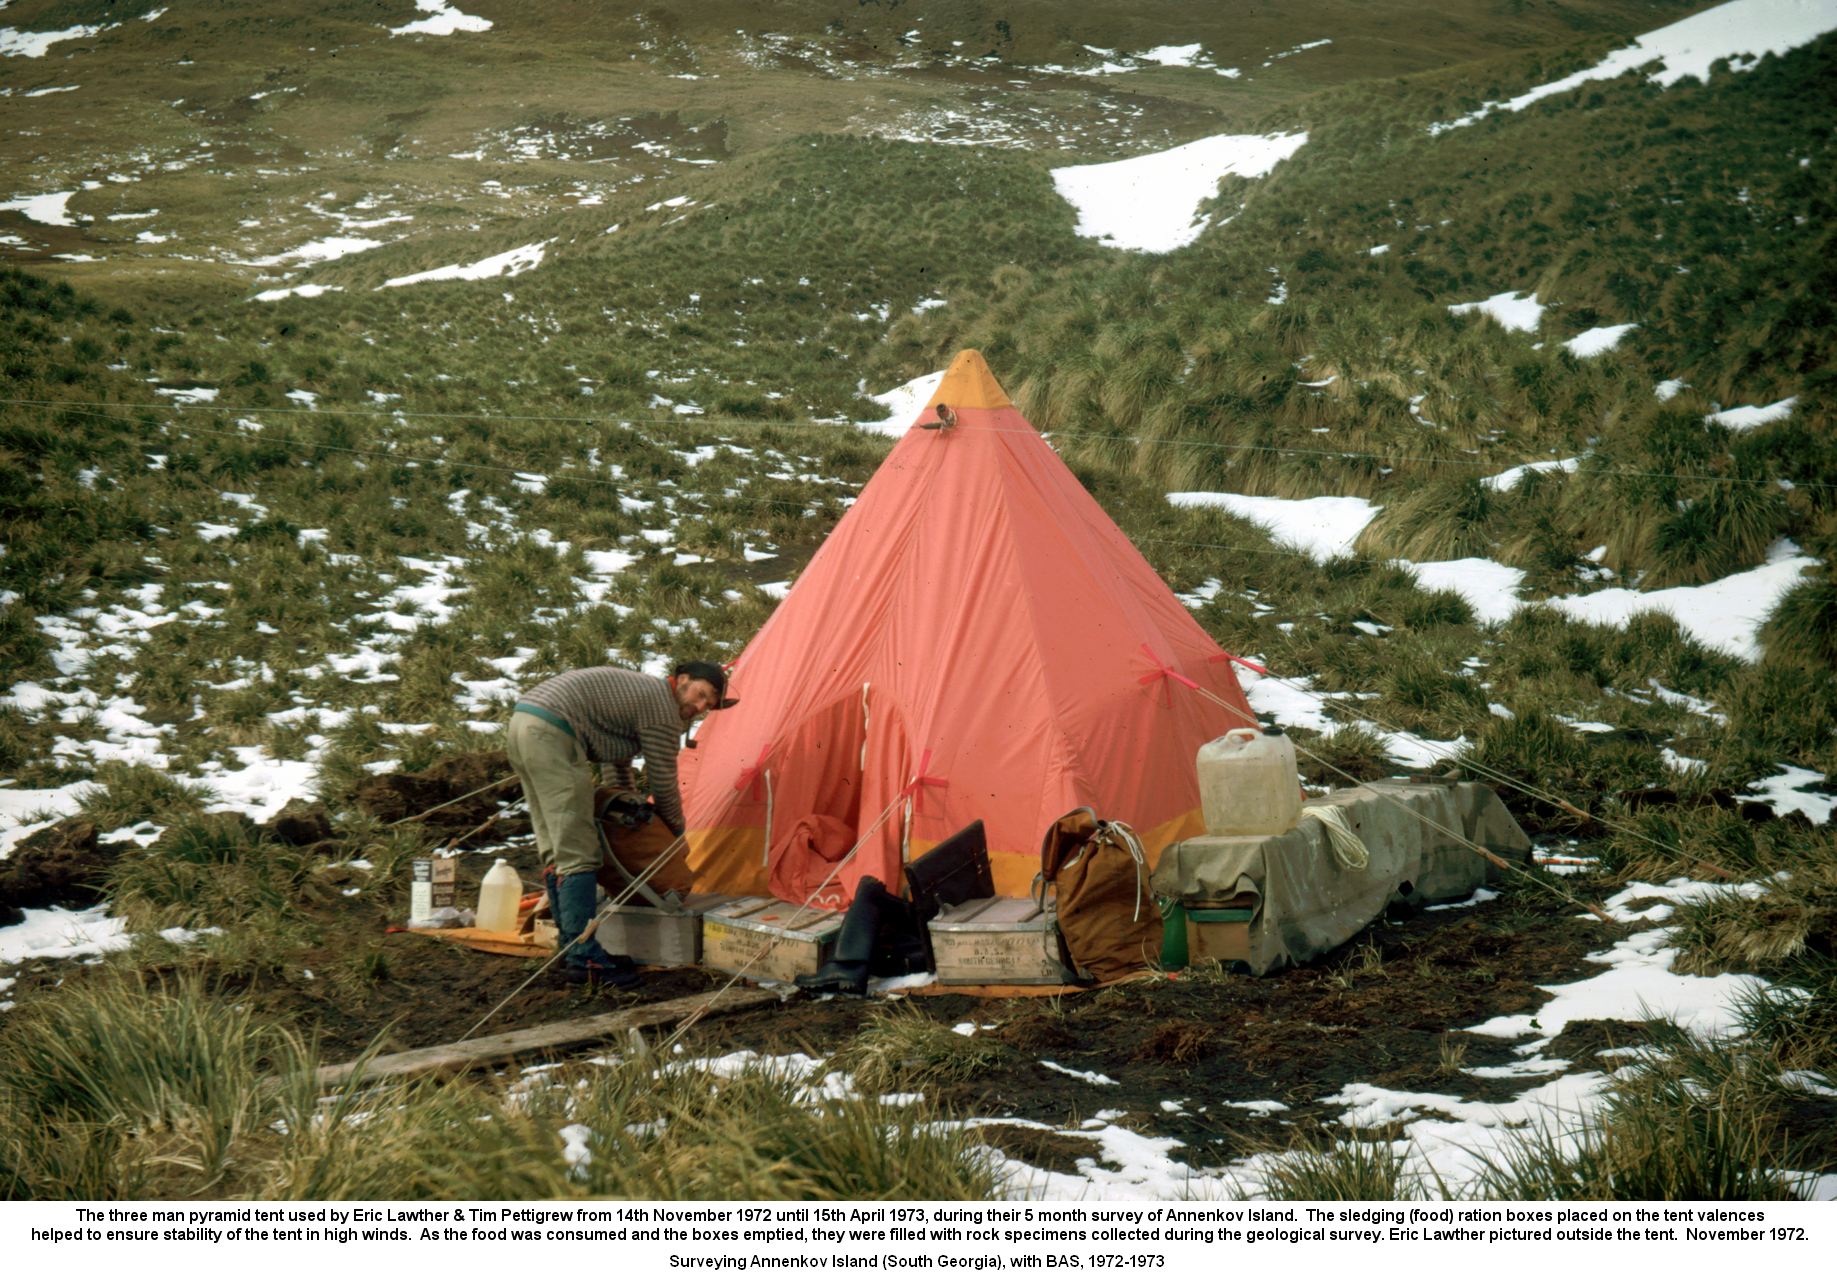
[794,877,885,995]
[552,868,642,990]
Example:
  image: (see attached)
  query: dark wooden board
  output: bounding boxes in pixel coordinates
[313,985,778,1087]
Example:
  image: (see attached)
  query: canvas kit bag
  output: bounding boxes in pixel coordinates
[1036,807,1161,982]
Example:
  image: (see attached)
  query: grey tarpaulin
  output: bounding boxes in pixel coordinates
[1151,781,1532,975]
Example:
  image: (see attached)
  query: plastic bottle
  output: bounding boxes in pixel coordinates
[476,859,523,933]
[1197,726,1301,835]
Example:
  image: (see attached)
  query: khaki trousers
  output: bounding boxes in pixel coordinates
[506,711,602,877]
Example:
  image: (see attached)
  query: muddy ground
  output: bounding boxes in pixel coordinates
[0,834,1670,1172]
[7,787,1830,1177]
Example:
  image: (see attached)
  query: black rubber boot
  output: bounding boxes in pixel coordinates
[794,959,870,995]
[553,869,643,991]
[793,877,887,995]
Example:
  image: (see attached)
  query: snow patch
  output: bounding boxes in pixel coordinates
[251,236,383,267]
[1166,492,1378,563]
[1481,456,1581,491]
[1396,558,1526,626]
[252,283,343,302]
[1545,538,1817,660]
[1563,323,1638,357]
[1432,0,1837,131]
[856,370,945,437]
[380,241,549,289]
[1706,397,1797,432]
[1448,290,1545,333]
[1051,132,1308,253]
[1,904,210,968]
[0,190,79,226]
[389,1,492,38]
[1738,765,1834,825]
[1,24,112,59]
[197,747,320,825]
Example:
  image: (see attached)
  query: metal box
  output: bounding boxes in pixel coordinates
[596,893,735,968]
[701,896,844,983]
[929,896,1077,985]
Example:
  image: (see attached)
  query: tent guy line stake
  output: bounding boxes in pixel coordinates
[1190,683,1617,925]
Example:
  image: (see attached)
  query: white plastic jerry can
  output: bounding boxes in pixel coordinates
[476,858,523,934]
[1197,726,1301,836]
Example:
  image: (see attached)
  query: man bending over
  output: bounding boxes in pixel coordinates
[508,660,730,988]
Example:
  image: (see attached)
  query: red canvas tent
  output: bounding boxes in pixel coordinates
[676,350,1256,904]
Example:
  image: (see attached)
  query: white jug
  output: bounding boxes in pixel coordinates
[476,859,523,934]
[1197,726,1301,836]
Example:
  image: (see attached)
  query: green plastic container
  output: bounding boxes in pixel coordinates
[1158,897,1187,970]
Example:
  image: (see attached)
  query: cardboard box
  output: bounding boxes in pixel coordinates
[430,856,457,910]
[701,897,844,983]
[409,857,461,925]
[596,893,736,967]
[929,896,1077,985]
[409,859,434,925]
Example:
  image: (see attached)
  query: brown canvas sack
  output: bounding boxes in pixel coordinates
[1037,808,1161,982]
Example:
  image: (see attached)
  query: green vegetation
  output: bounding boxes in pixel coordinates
[826,1001,1012,1092]
[0,0,1831,1201]
[0,975,995,1200]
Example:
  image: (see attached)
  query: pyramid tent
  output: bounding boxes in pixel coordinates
[677,350,1257,904]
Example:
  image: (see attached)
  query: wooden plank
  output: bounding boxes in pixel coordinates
[313,986,778,1088]
[405,926,556,959]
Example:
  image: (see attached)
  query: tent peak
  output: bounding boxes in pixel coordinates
[924,349,1013,413]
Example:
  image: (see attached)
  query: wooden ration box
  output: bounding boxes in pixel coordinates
[596,893,735,967]
[701,897,844,983]
[929,896,1077,986]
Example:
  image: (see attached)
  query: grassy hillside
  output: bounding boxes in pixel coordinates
[1,0,1833,1201]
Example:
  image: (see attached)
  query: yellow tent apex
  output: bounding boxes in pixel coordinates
[925,349,1013,412]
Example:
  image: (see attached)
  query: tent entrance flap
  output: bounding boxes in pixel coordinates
[758,692,914,908]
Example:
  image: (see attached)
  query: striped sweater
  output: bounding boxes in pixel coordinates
[518,667,687,833]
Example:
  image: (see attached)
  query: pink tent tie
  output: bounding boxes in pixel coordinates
[1137,643,1198,707]
[901,748,949,814]
[1209,650,1272,677]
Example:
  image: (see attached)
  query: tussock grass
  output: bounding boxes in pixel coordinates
[1670,856,1837,977]
[1356,478,1498,562]
[0,972,309,1198]
[1296,723,1393,786]
[1462,709,1662,834]
[107,811,342,931]
[1599,802,1831,882]
[1253,1132,1435,1202]
[1,7,1833,1205]
[1760,570,1837,671]
[76,762,211,828]
[1735,955,1837,1077]
[1472,1018,1811,1201]
[827,1002,1010,1093]
[0,977,996,1201]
